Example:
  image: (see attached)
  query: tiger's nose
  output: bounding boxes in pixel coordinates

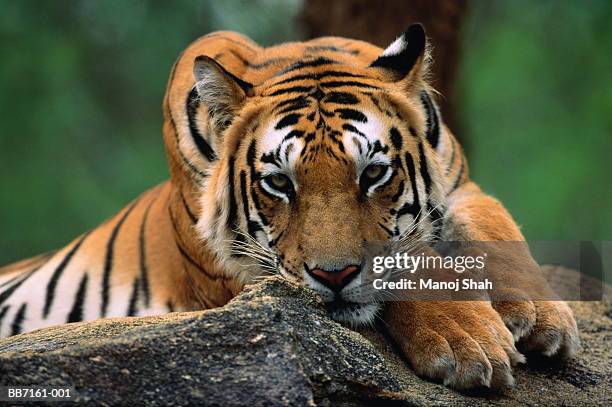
[308,265,360,291]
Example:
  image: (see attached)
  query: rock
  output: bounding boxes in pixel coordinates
[0,269,610,406]
[0,278,405,407]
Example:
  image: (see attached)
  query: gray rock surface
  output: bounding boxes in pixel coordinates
[0,278,405,406]
[0,269,610,406]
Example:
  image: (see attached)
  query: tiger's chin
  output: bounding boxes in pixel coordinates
[325,300,381,327]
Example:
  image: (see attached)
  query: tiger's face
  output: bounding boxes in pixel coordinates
[196,25,445,325]
[239,87,445,325]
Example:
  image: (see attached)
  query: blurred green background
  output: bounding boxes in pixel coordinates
[1,0,610,265]
[459,1,612,244]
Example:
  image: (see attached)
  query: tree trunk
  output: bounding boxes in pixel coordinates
[300,0,467,133]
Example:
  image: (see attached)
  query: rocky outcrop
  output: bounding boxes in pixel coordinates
[0,269,610,406]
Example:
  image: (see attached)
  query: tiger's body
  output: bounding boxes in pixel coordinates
[0,26,578,390]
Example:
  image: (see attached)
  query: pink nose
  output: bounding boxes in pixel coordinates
[310,265,360,289]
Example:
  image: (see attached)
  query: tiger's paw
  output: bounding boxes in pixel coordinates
[493,299,580,359]
[385,301,525,391]
[492,294,537,341]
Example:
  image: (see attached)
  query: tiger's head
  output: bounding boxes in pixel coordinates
[166,25,447,325]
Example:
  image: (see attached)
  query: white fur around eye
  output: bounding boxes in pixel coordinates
[341,113,391,180]
[364,165,392,196]
[260,175,290,203]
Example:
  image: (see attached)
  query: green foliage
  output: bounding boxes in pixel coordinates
[458,0,612,241]
[0,0,302,264]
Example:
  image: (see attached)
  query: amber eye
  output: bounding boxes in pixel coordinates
[364,164,384,180]
[360,164,389,192]
[269,174,289,189]
[261,173,294,200]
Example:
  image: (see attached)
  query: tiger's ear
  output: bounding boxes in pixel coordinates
[193,55,254,132]
[369,23,428,89]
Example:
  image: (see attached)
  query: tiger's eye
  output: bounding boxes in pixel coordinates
[269,174,289,189]
[364,165,384,180]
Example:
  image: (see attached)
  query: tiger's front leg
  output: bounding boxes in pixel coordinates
[385,298,525,390]
[443,181,580,358]
[383,181,579,390]
[382,244,524,390]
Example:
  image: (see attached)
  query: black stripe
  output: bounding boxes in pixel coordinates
[379,222,394,237]
[0,251,54,279]
[390,127,402,150]
[405,152,420,206]
[277,57,338,75]
[418,143,432,195]
[168,207,230,281]
[275,95,309,109]
[447,137,457,174]
[101,200,139,317]
[324,91,359,105]
[268,86,314,97]
[277,97,311,114]
[0,305,9,335]
[250,186,268,226]
[166,57,206,184]
[305,45,359,55]
[246,140,269,227]
[186,88,217,161]
[420,91,440,149]
[261,152,280,166]
[179,189,198,223]
[271,70,365,87]
[335,108,368,123]
[451,153,466,192]
[397,152,421,219]
[227,156,240,234]
[0,269,37,307]
[320,81,380,90]
[342,123,367,139]
[176,241,227,281]
[11,303,27,336]
[275,113,301,130]
[368,93,392,117]
[304,131,316,142]
[127,278,140,317]
[246,139,258,168]
[320,106,335,118]
[397,200,421,223]
[67,273,88,323]
[325,131,347,155]
[42,233,89,317]
[268,229,284,248]
[283,130,304,143]
[391,180,405,202]
[168,114,207,183]
[240,170,261,239]
[0,273,24,290]
[368,140,389,157]
[139,194,157,308]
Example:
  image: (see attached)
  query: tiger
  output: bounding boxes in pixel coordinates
[0,24,579,390]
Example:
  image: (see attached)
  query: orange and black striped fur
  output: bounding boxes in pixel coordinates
[0,25,578,390]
